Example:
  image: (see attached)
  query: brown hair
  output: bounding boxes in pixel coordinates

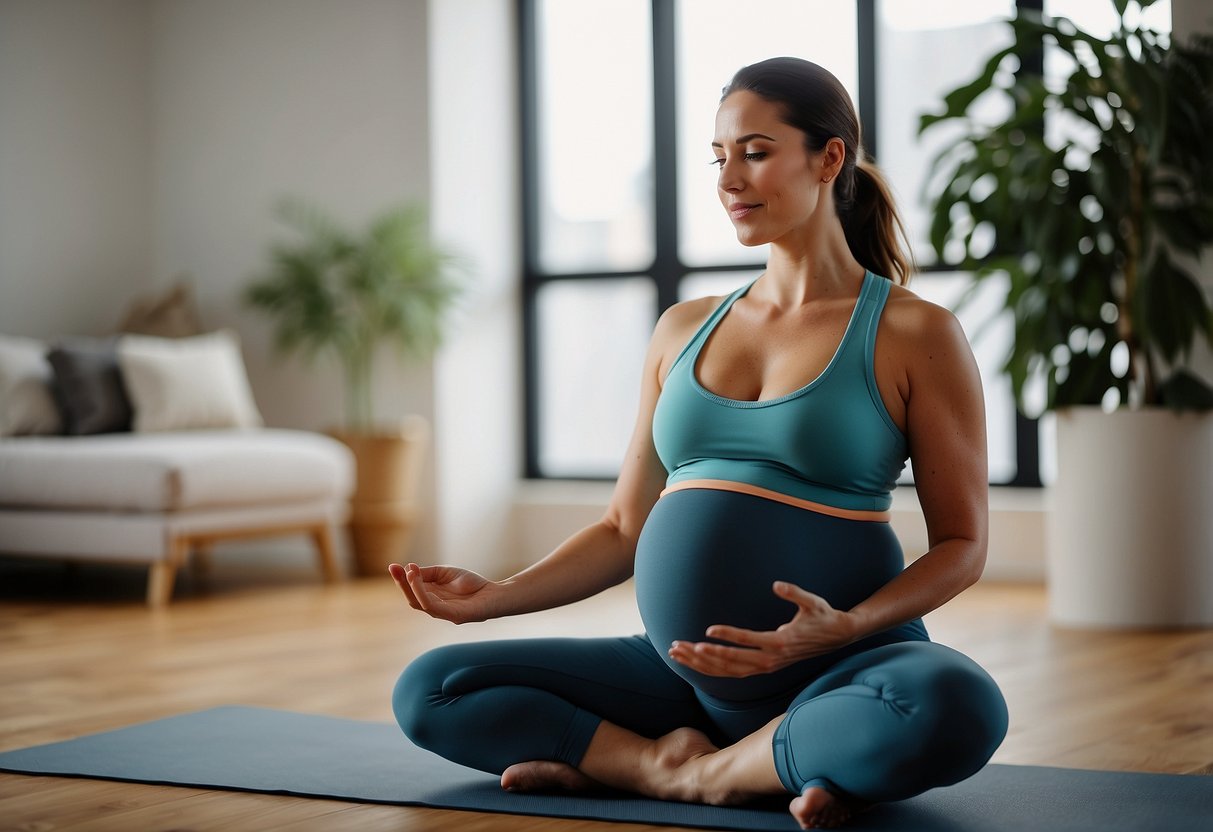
[722,57,915,284]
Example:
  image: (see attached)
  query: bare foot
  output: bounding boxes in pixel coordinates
[500,727,717,799]
[636,727,730,803]
[501,761,599,793]
[789,786,857,829]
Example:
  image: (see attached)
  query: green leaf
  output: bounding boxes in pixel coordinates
[1141,254,1212,363]
[1157,370,1213,411]
[926,44,1018,129]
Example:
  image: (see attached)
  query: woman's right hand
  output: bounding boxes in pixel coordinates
[388,562,501,624]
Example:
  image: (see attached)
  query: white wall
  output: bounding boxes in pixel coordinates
[150,0,437,558]
[0,0,434,432]
[151,0,433,436]
[428,0,523,577]
[0,0,153,336]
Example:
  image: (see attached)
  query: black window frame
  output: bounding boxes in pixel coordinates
[518,0,1044,486]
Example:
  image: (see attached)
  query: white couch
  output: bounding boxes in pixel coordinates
[0,429,354,605]
[0,328,356,605]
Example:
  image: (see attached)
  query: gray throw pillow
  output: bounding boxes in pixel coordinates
[47,338,133,435]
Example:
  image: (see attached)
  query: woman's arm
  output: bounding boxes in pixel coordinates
[845,299,989,635]
[670,299,988,675]
[395,301,709,624]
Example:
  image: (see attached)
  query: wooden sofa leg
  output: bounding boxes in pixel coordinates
[191,542,213,578]
[147,537,189,607]
[311,524,341,583]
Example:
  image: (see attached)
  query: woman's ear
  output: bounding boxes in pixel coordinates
[820,137,846,184]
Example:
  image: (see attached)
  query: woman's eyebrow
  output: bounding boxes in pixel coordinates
[711,133,777,148]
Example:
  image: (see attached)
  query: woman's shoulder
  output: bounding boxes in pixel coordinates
[655,293,725,343]
[650,293,727,376]
[881,282,975,366]
[883,283,964,338]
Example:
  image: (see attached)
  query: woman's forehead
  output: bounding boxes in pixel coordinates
[714,92,793,143]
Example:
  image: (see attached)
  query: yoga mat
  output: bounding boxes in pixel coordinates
[1,706,1208,832]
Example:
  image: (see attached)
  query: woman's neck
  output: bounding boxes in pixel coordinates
[758,219,864,307]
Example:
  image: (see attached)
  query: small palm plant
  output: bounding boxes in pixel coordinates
[919,0,1213,412]
[245,198,462,430]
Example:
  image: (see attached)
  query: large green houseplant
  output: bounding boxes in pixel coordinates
[245,197,462,575]
[919,0,1213,627]
[921,0,1213,411]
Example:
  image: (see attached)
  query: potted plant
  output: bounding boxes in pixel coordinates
[919,0,1213,626]
[245,197,463,576]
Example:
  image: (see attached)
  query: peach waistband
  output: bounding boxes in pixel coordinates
[659,479,891,522]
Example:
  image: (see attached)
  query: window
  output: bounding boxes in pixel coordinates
[519,0,1169,483]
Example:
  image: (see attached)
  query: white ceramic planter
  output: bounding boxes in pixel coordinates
[1048,406,1213,627]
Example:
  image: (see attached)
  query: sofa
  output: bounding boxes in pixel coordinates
[0,326,355,606]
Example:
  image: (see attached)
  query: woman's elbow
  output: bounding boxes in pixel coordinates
[961,539,988,588]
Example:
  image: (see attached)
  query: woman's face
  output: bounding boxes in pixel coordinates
[712,90,834,248]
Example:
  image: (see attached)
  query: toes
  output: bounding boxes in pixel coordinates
[790,786,852,829]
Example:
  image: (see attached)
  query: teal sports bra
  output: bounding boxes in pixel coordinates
[652,270,907,514]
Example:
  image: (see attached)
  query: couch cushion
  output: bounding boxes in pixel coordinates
[0,335,62,437]
[47,338,134,435]
[0,430,354,512]
[118,331,264,432]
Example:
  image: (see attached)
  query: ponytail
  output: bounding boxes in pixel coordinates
[836,158,915,286]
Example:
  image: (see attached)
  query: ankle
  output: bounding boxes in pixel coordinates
[636,733,708,802]
[693,749,746,805]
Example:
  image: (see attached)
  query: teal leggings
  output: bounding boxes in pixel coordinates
[393,635,1007,803]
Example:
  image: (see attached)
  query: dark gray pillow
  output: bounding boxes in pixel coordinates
[46,338,133,435]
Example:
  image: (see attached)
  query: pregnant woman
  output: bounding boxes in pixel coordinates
[389,57,1008,829]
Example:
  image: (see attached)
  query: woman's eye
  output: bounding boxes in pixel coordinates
[710,152,765,168]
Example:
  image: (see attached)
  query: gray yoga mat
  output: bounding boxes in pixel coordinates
[0,706,1208,832]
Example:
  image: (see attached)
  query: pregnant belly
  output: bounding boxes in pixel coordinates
[633,487,909,701]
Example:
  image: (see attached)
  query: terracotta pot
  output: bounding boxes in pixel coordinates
[1048,406,1213,627]
[330,416,429,577]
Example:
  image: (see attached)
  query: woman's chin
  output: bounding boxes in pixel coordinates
[733,231,769,248]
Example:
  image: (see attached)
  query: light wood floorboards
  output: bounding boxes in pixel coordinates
[1,557,1210,831]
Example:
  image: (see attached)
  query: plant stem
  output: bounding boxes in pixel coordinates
[1120,140,1156,407]
[344,346,374,432]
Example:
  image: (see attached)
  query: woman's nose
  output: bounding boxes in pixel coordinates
[718,159,743,192]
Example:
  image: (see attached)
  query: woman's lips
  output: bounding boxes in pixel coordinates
[729,203,760,220]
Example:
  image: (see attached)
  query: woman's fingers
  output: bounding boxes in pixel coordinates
[703,624,772,647]
[388,562,423,610]
[405,565,444,616]
[773,580,828,610]
[668,640,773,677]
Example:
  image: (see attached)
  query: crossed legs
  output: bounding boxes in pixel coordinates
[393,636,1007,828]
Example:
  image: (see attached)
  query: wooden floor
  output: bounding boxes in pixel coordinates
[1,555,1211,831]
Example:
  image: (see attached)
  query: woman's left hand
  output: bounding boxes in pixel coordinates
[668,582,861,677]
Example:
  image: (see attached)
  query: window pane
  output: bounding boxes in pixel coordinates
[676,0,857,267]
[536,278,657,477]
[908,272,1017,483]
[878,0,1016,267]
[536,0,653,273]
